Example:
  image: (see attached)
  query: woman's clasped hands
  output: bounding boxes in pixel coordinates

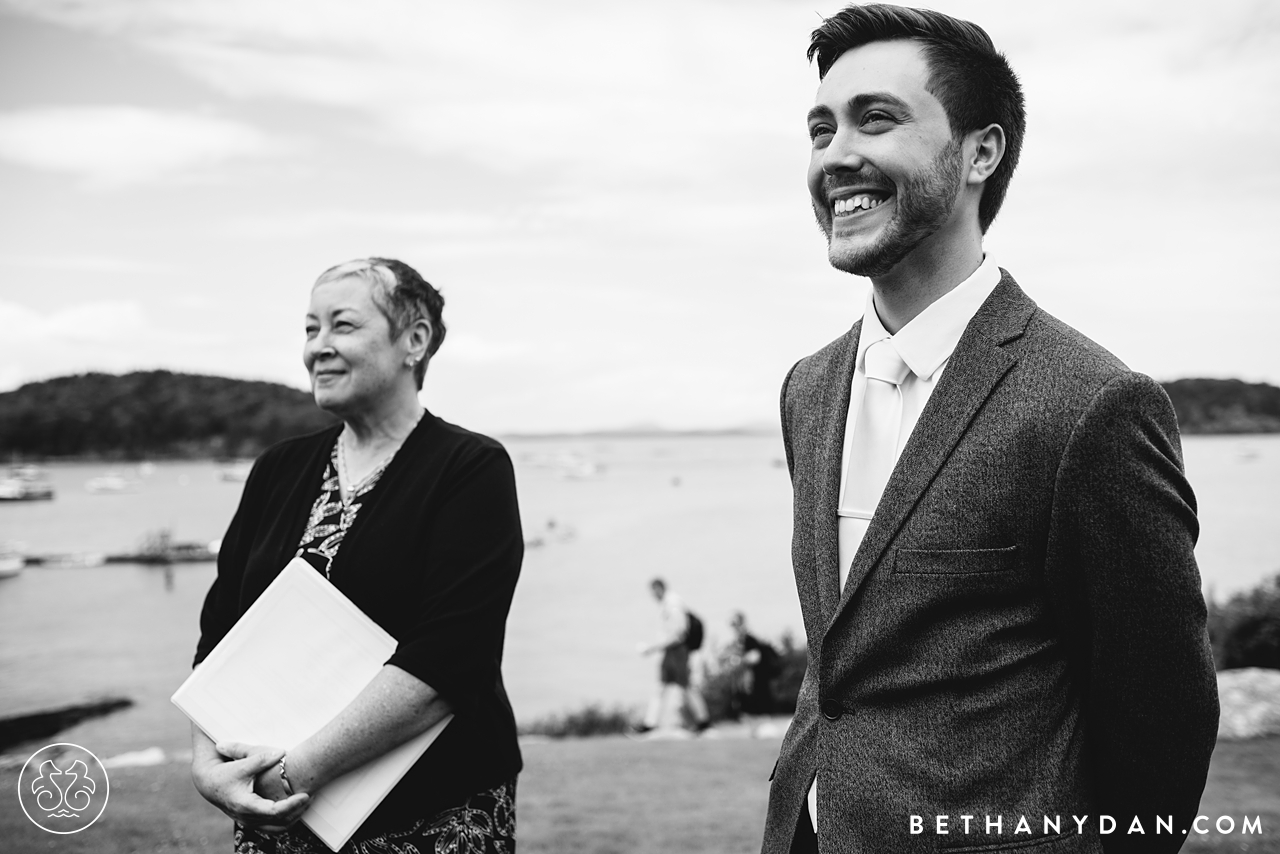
[191,734,311,833]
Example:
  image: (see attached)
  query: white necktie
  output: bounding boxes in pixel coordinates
[812,338,913,832]
[837,338,911,589]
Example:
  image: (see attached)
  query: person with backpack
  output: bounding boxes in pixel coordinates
[636,577,712,734]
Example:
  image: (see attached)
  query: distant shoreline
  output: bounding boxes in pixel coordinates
[4,424,1277,465]
[2,371,1278,461]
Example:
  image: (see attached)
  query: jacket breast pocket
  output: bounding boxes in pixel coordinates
[893,545,1018,576]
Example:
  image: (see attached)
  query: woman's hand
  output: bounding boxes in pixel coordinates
[191,729,310,832]
[240,744,293,802]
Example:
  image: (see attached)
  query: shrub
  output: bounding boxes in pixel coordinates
[519,703,637,738]
[699,630,808,722]
[1207,572,1280,670]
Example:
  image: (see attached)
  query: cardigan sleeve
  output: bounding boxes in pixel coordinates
[193,449,276,667]
[385,441,523,714]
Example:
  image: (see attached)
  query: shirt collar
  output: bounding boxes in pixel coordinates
[856,255,1002,381]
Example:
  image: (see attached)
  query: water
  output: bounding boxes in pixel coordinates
[0,433,1276,758]
[1180,435,1280,600]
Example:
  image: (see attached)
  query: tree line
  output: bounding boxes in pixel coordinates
[0,371,337,460]
[1163,378,1280,434]
[0,372,1276,460]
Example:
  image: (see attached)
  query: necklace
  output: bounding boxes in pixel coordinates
[337,409,424,502]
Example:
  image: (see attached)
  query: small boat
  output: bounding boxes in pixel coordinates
[218,460,254,483]
[85,472,137,493]
[537,452,603,480]
[0,543,25,578]
[0,466,54,502]
[23,551,105,567]
[105,529,217,564]
[105,542,217,565]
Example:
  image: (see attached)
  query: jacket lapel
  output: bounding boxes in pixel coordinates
[813,321,861,623]
[827,274,1037,629]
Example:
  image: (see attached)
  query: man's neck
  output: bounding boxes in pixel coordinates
[868,231,985,334]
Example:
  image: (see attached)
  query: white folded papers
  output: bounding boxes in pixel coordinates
[172,558,452,850]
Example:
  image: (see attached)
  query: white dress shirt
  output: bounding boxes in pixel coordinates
[809,255,1002,831]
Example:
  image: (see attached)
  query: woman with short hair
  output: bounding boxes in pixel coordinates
[190,258,524,853]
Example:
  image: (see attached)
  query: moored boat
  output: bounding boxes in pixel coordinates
[217,460,254,483]
[85,472,137,493]
[0,466,54,502]
[0,543,25,578]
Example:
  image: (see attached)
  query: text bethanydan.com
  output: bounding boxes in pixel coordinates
[909,815,1262,837]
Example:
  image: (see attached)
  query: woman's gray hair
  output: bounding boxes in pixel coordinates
[314,257,446,389]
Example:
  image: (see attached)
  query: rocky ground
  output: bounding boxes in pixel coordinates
[1217,667,1280,740]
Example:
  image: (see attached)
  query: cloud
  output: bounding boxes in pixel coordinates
[438,332,529,365]
[1,0,813,187]
[0,298,238,391]
[0,106,281,186]
[0,254,171,274]
[0,298,150,389]
[0,299,148,344]
[225,209,502,239]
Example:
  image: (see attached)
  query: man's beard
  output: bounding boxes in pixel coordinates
[817,138,965,278]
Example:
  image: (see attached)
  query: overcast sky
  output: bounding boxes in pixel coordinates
[1,0,1277,433]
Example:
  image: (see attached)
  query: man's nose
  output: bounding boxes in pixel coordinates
[822,127,866,175]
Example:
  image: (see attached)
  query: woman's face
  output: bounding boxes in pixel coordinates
[304,275,407,416]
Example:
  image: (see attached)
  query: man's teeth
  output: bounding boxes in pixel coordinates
[834,194,887,215]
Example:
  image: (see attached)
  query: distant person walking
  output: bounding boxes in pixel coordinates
[728,611,780,717]
[637,577,711,734]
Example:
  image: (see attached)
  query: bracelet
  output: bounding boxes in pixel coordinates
[278,757,295,795]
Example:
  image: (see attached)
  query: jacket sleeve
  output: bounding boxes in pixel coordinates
[193,450,276,666]
[1047,371,1219,853]
[780,360,801,481]
[385,443,523,714]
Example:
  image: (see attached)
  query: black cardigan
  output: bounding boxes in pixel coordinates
[194,411,524,832]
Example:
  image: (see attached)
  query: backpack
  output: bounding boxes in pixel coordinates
[684,610,704,651]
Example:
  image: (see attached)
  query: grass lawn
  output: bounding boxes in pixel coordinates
[0,735,1275,853]
[1184,736,1280,853]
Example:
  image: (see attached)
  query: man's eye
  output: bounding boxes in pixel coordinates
[809,124,834,142]
[861,111,893,127]
[305,326,318,337]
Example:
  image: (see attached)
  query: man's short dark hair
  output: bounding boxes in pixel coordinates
[808,3,1026,233]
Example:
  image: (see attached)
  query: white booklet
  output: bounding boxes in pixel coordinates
[172,558,453,850]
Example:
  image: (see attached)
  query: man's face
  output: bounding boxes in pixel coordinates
[807,40,965,278]
[650,582,665,602]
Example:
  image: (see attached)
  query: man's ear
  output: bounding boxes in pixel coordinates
[408,317,433,362]
[966,123,1006,187]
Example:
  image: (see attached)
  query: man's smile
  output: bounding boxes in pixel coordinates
[824,183,894,225]
[833,192,890,216]
[825,187,894,231]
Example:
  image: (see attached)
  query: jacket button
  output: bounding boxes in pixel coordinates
[821,699,842,721]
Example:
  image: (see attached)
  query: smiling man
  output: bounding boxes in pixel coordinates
[763,6,1219,854]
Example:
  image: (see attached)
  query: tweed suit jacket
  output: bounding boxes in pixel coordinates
[761,272,1219,854]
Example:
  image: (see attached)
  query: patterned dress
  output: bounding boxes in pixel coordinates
[233,439,517,854]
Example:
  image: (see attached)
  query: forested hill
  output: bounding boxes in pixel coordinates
[1163,378,1280,434]
[0,373,1276,460]
[0,371,337,459]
